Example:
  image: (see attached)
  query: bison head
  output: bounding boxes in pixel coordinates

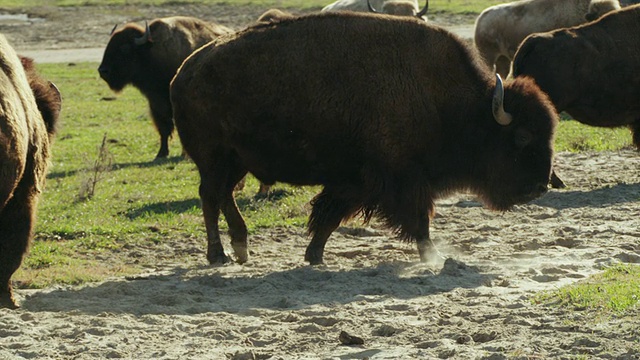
[98,21,153,92]
[474,75,558,211]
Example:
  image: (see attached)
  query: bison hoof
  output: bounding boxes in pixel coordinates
[207,253,231,265]
[0,294,19,310]
[549,172,566,189]
[304,253,324,265]
[232,245,249,264]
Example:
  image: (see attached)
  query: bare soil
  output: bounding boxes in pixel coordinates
[1,4,639,360]
[0,4,476,50]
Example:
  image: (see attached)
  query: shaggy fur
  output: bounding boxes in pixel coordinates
[474,0,620,78]
[98,16,233,159]
[171,12,558,266]
[0,38,60,309]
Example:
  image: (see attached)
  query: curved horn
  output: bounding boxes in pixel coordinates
[367,0,381,13]
[134,21,151,46]
[492,74,513,126]
[110,24,118,35]
[416,0,429,18]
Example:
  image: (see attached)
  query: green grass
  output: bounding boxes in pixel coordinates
[1,0,503,13]
[533,264,640,315]
[555,114,633,152]
[14,62,319,288]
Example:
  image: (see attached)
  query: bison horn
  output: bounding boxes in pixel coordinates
[134,21,151,46]
[110,24,117,35]
[492,74,513,126]
[367,0,381,13]
[416,0,429,18]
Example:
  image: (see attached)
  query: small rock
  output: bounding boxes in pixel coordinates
[339,331,365,346]
[456,334,473,344]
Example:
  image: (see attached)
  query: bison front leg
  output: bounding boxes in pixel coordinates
[632,120,640,150]
[149,99,174,160]
[306,188,359,265]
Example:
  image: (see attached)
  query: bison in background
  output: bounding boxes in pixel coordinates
[474,0,621,78]
[512,4,640,184]
[0,36,61,309]
[322,0,429,20]
[98,16,233,160]
[256,9,294,23]
[170,12,558,266]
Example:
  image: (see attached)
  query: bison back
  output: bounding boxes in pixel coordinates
[171,13,487,185]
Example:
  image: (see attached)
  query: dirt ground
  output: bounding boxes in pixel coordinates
[0,4,476,50]
[1,4,640,360]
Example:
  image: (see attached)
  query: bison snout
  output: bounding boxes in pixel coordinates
[98,66,110,80]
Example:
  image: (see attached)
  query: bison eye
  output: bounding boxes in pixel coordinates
[514,129,533,148]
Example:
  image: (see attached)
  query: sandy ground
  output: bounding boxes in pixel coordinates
[1,150,639,359]
[1,4,640,360]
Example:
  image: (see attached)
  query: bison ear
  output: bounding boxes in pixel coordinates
[492,74,513,126]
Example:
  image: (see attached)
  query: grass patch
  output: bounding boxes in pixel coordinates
[533,264,640,315]
[555,117,632,152]
[14,61,318,290]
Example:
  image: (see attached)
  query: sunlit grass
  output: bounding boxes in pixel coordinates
[533,264,640,315]
[555,118,633,152]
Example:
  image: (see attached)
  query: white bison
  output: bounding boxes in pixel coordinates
[322,0,428,19]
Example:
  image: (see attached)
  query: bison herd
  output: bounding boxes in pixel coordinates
[1,0,639,308]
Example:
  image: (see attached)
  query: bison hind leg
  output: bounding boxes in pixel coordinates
[0,190,37,309]
[305,187,362,265]
[198,150,249,264]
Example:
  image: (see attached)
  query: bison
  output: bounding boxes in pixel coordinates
[512,5,640,173]
[98,16,233,160]
[0,36,61,309]
[170,12,558,266]
[256,9,294,23]
[474,0,621,78]
[323,0,429,19]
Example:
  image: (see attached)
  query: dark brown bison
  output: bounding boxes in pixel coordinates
[0,36,61,309]
[474,0,620,78]
[170,12,558,265]
[98,16,233,159]
[512,5,640,182]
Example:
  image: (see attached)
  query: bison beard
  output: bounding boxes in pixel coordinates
[0,39,60,309]
[171,12,558,265]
